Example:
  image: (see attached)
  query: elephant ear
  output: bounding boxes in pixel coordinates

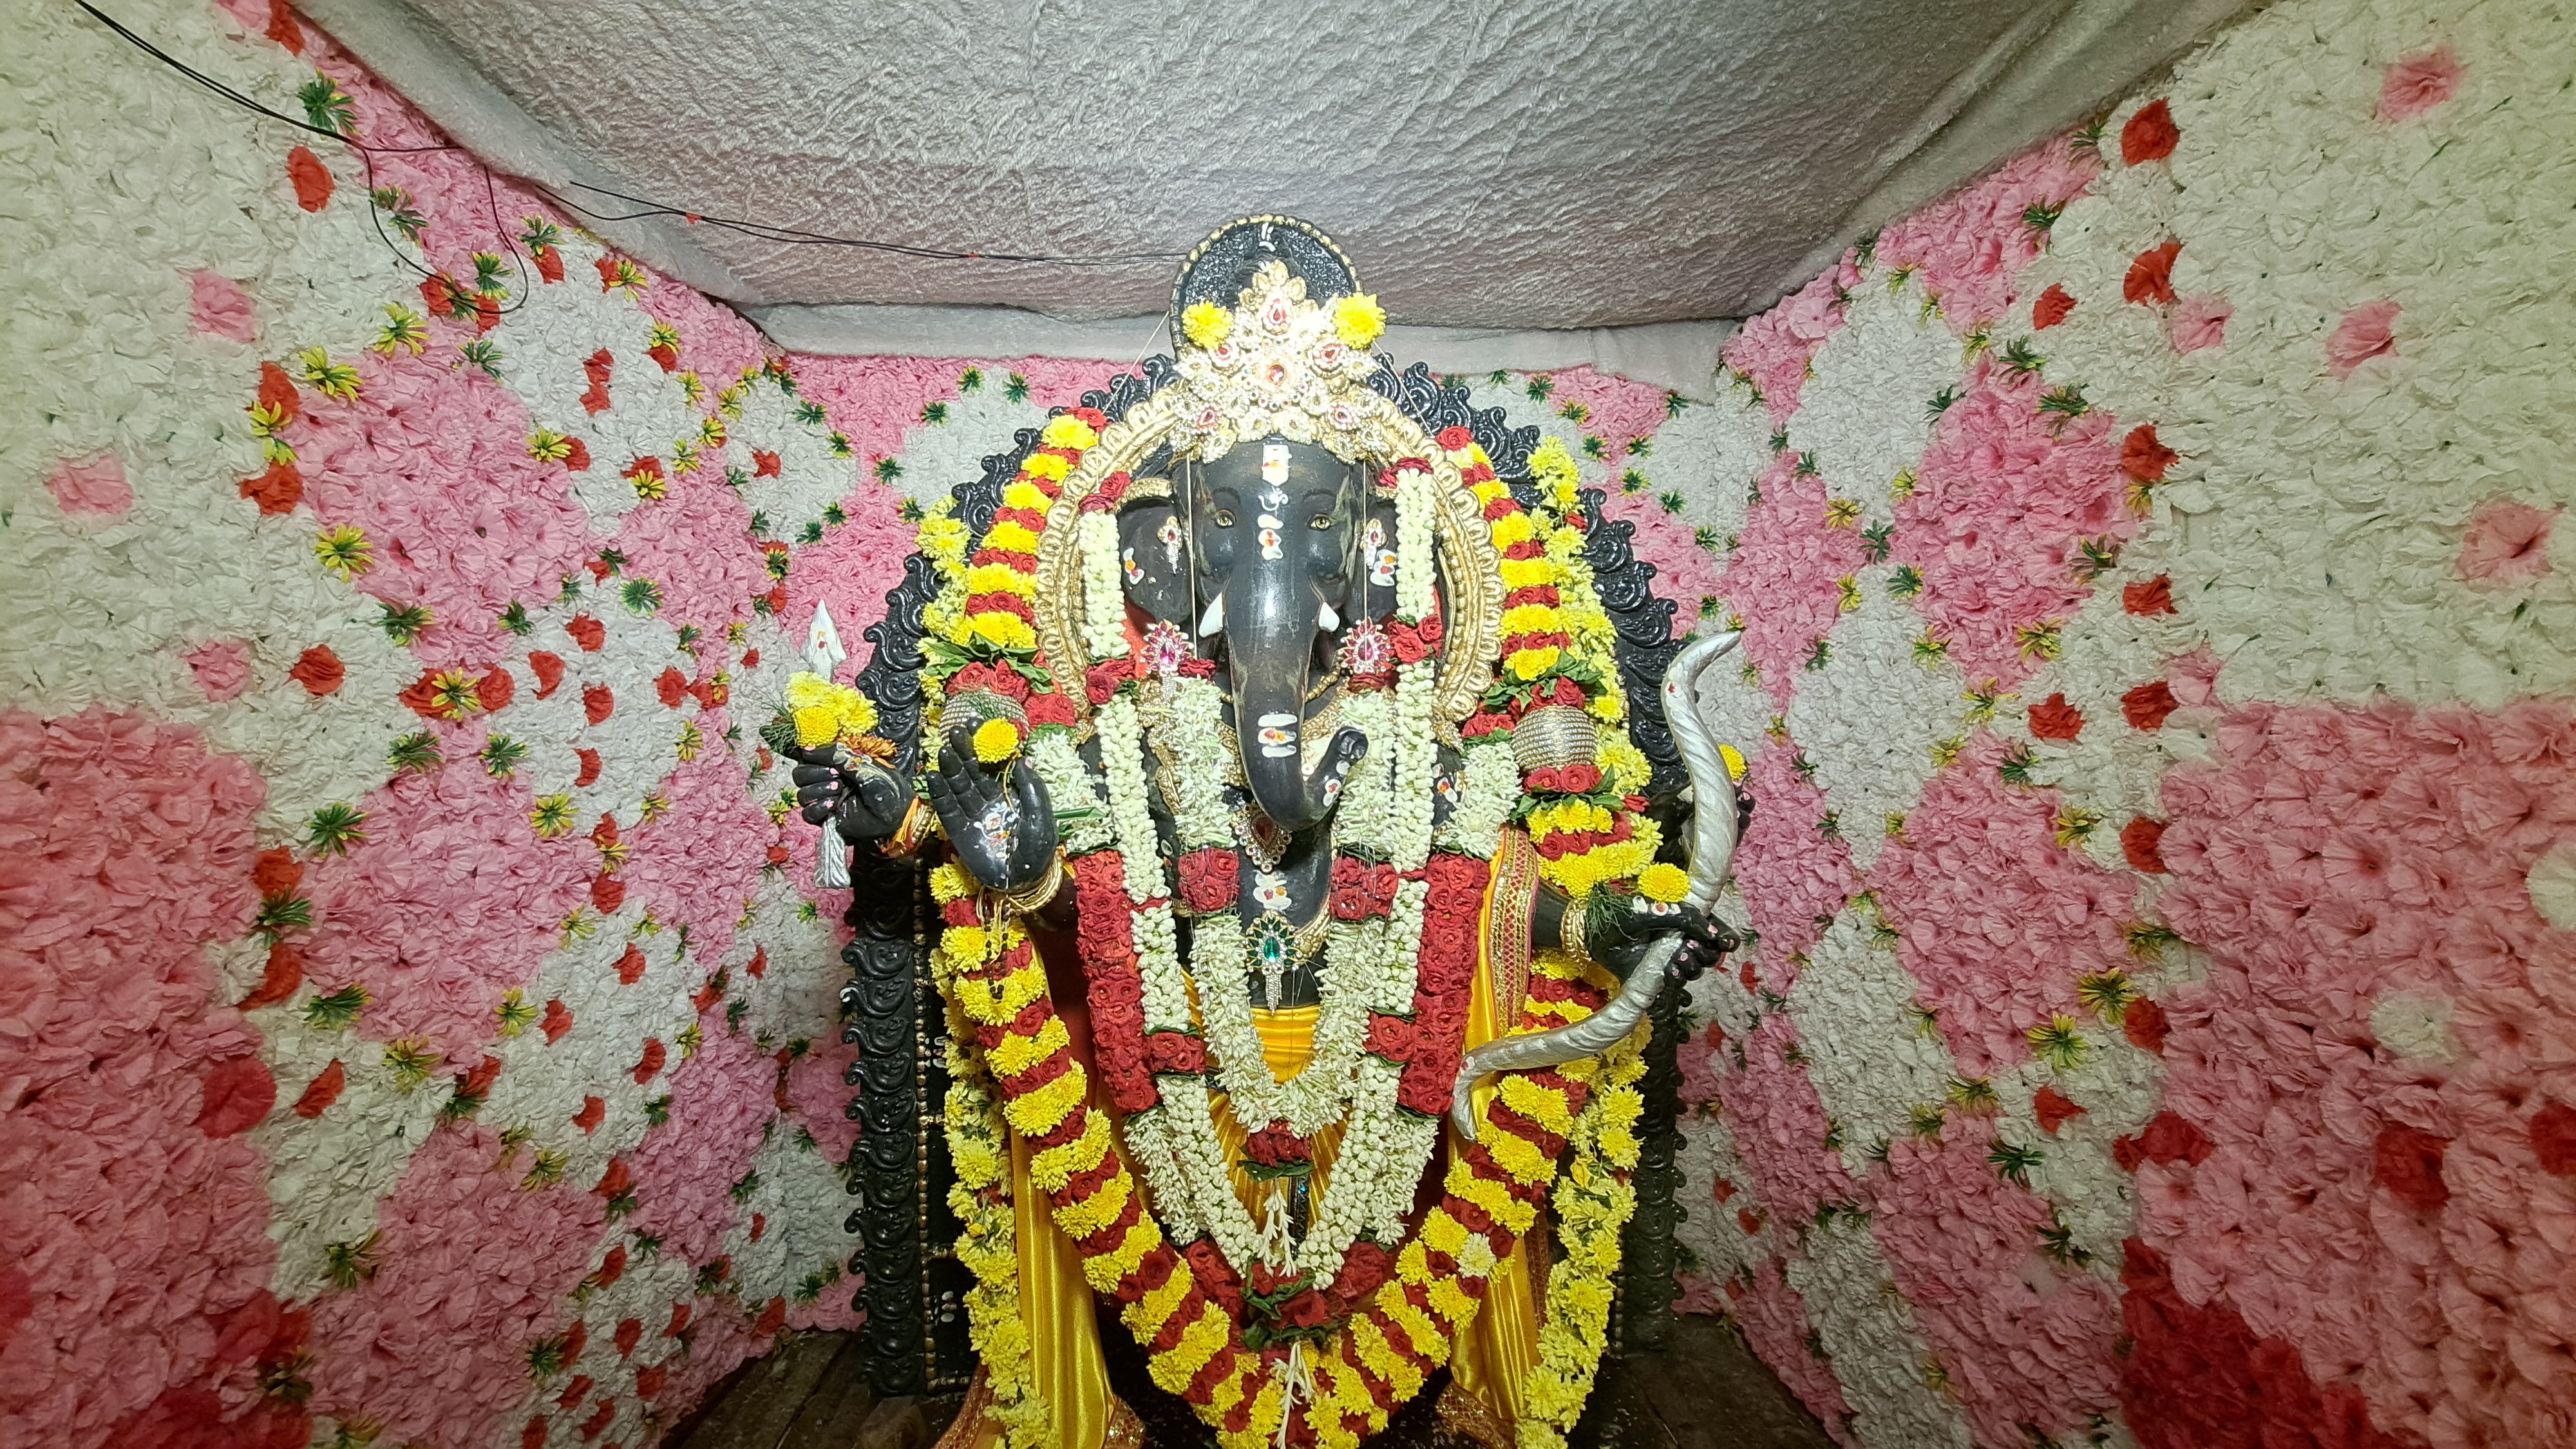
[1116,497,1191,624]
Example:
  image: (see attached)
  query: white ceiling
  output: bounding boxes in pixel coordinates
[300,0,2255,370]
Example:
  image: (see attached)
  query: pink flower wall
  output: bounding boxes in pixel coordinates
[1662,3,2576,1447]
[0,5,1133,1447]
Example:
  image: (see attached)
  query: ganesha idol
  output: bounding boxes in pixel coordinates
[775,218,1747,1449]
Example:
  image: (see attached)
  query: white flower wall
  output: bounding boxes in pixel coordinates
[0,4,1119,1447]
[1651,1,2576,1446]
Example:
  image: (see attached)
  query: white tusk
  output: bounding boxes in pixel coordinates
[1447,629,1747,1142]
[1317,599,1340,632]
[1197,594,1226,637]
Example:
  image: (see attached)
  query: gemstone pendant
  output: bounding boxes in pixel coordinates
[1250,914,1294,1007]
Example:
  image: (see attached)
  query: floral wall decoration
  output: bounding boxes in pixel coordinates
[0,3,1125,1447]
[3,0,2570,1447]
[1654,1,2576,1446]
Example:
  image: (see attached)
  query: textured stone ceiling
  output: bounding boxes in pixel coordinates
[380,0,2064,328]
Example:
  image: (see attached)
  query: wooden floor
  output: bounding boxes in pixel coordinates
[670,1315,1837,1449]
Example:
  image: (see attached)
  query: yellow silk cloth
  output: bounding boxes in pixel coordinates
[1211,1005,1347,1214]
[1447,870,1543,1428]
[952,890,1543,1449]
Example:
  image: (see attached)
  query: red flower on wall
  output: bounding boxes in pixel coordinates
[2028,693,2085,741]
[287,146,332,211]
[2121,100,2179,164]
[2123,681,2180,730]
[2124,240,2182,305]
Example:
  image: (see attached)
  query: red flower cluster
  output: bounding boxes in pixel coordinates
[1082,470,1133,514]
[1069,851,1157,1112]
[1025,689,1077,728]
[948,661,1028,702]
[1242,1121,1311,1167]
[1146,1031,1206,1074]
[1085,660,1131,705]
[1391,853,1489,1114]
[1177,848,1239,913]
[1387,612,1443,665]
[1530,806,1635,865]
[1329,858,1399,921]
[1522,761,1602,794]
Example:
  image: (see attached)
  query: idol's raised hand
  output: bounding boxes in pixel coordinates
[922,732,1059,895]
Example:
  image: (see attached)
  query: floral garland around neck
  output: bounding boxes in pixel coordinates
[898,356,1672,1442]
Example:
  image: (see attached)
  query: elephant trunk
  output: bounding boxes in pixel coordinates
[1229,574,1336,833]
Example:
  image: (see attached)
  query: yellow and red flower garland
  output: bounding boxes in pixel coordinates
[910,410,1661,1446]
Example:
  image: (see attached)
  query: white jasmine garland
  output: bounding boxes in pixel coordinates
[1394,469,1436,624]
[1077,509,1130,660]
[1377,880,1430,1013]
[1160,676,1236,848]
[1321,689,1396,857]
[1385,661,1441,871]
[1027,728,1113,855]
[1300,1061,1439,1283]
[1435,737,1520,859]
[1133,902,1192,1034]
[1094,696,1162,902]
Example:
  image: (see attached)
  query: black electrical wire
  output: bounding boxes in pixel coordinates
[75,0,1186,282]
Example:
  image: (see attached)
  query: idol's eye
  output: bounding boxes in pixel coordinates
[1309,513,1334,530]
[1211,508,1235,527]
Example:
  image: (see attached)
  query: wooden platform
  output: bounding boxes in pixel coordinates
[670,1316,1836,1449]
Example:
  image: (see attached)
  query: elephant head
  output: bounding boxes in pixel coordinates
[1119,435,1374,833]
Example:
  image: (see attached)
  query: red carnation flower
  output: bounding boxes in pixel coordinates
[2119,425,2177,482]
[289,645,344,696]
[2123,995,2170,1054]
[2529,1102,2576,1177]
[2122,681,2179,730]
[2032,283,2077,330]
[2121,817,2168,874]
[2033,1085,2085,1135]
[2121,99,2180,165]
[287,147,333,211]
[293,1059,346,1119]
[238,940,305,1009]
[2123,240,2182,307]
[2123,575,2176,616]
[240,460,303,515]
[2027,693,2084,741]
